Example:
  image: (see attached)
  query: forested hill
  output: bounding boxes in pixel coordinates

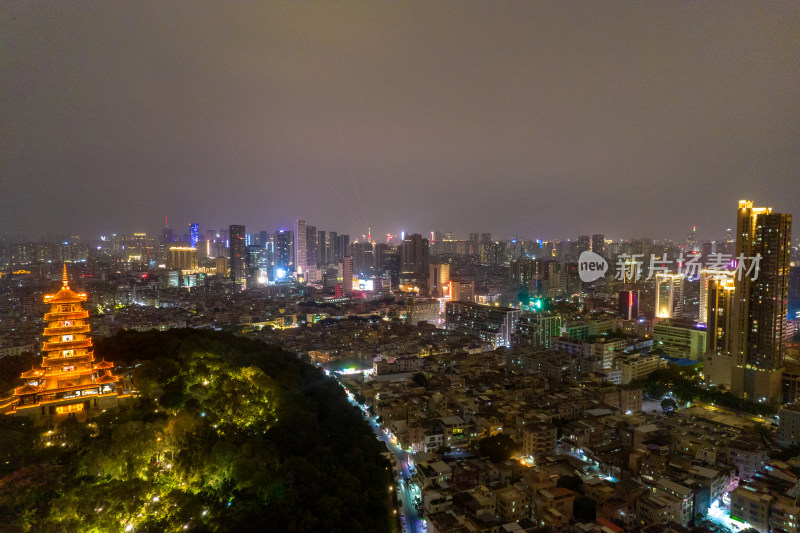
[0,329,393,533]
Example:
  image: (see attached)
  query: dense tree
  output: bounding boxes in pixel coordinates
[661,397,678,412]
[477,434,517,462]
[411,372,428,388]
[0,330,393,533]
[574,495,597,521]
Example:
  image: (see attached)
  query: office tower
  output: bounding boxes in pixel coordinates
[686,226,698,251]
[317,230,327,265]
[591,234,605,256]
[325,231,337,265]
[400,234,430,275]
[335,234,349,263]
[429,263,450,298]
[294,219,307,277]
[189,223,199,249]
[273,230,293,278]
[731,200,792,402]
[257,230,269,247]
[577,235,590,255]
[699,269,734,324]
[655,273,684,318]
[705,273,735,355]
[229,225,246,288]
[245,244,269,287]
[480,233,492,244]
[351,241,374,276]
[161,226,175,244]
[305,225,318,279]
[5,265,127,422]
[339,256,353,295]
[618,290,639,320]
[169,246,198,271]
[469,233,479,243]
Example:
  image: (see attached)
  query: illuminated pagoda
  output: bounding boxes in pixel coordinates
[3,264,128,423]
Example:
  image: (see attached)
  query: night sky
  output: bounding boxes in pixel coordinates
[2,3,798,242]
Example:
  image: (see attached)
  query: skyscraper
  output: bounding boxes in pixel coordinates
[591,234,605,257]
[429,263,450,298]
[618,290,639,320]
[339,256,353,296]
[189,223,199,249]
[577,235,590,255]
[229,224,246,288]
[400,233,430,275]
[273,230,292,279]
[655,273,684,319]
[730,200,792,403]
[305,224,318,280]
[294,219,307,278]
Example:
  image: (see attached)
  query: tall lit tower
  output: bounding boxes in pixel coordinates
[3,264,127,422]
[655,273,684,319]
[294,219,307,278]
[229,225,246,288]
[189,223,199,249]
[731,200,791,403]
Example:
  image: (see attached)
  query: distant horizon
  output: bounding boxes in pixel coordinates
[1,216,757,246]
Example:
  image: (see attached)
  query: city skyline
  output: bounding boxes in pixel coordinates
[2,3,799,239]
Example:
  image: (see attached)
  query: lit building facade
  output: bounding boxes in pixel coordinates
[655,273,684,319]
[294,219,307,278]
[2,265,128,424]
[168,246,198,271]
[229,224,246,288]
[731,200,792,403]
[445,301,521,348]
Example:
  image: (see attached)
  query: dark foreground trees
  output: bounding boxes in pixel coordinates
[0,329,392,533]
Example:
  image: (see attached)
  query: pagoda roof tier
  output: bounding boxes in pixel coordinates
[44,325,91,336]
[44,311,89,321]
[93,360,115,370]
[44,287,88,304]
[43,263,88,303]
[20,367,45,378]
[95,374,120,384]
[43,354,94,366]
[42,339,92,351]
[13,384,44,396]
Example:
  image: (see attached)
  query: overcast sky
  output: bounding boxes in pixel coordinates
[2,2,798,242]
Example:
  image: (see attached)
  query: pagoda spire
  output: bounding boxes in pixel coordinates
[62,262,69,288]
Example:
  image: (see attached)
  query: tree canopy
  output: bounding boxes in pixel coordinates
[0,329,393,533]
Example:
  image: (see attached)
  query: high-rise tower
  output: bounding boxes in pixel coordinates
[3,264,127,423]
[730,200,792,403]
[294,219,307,278]
[229,225,246,288]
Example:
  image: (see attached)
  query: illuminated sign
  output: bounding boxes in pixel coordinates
[356,278,374,291]
[56,403,84,414]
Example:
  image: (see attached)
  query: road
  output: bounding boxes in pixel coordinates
[339,379,424,533]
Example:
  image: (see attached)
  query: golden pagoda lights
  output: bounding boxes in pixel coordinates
[2,264,128,423]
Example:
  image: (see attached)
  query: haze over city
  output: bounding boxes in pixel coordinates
[2,2,799,240]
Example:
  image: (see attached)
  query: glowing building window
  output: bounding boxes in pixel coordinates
[62,321,72,327]
[62,366,75,372]
[62,335,73,342]
[62,350,74,357]
[56,403,84,414]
